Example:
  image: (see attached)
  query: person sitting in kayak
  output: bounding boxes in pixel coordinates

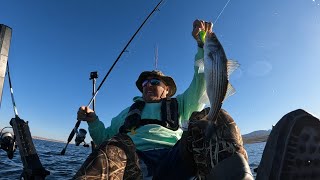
[73,19,252,180]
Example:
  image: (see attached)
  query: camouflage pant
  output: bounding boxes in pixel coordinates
[73,133,142,180]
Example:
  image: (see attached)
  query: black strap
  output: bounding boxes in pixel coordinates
[119,100,145,133]
[119,98,179,133]
[161,98,179,131]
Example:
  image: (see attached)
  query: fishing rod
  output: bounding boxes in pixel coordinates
[0,24,50,179]
[0,23,16,159]
[7,63,19,117]
[60,0,165,155]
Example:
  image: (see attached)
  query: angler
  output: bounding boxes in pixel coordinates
[1,16,319,180]
[73,19,252,180]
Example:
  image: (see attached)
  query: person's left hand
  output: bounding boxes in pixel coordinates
[192,19,213,47]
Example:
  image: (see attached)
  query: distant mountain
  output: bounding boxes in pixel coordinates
[243,130,271,138]
[242,130,271,144]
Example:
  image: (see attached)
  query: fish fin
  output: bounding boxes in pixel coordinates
[195,58,205,73]
[223,83,236,102]
[227,60,240,78]
[198,90,210,106]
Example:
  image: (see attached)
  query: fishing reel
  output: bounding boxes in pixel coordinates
[0,127,16,159]
[75,128,89,147]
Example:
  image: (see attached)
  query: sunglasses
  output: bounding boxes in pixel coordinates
[142,78,162,87]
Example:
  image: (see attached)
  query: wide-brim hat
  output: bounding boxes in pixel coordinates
[136,70,177,97]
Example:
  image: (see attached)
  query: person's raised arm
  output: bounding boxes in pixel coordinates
[177,20,213,122]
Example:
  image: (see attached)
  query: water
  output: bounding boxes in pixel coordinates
[0,139,265,179]
[245,142,266,178]
[0,139,91,180]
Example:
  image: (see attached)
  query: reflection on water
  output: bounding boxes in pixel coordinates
[0,139,266,179]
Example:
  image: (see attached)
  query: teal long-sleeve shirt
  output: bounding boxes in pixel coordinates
[88,48,205,151]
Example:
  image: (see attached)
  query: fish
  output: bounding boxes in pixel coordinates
[196,31,239,138]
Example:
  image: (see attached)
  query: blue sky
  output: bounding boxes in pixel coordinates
[0,0,319,142]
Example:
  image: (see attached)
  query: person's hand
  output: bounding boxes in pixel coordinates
[192,19,213,48]
[77,106,97,122]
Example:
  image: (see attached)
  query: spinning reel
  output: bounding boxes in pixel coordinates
[75,128,89,147]
[0,127,16,159]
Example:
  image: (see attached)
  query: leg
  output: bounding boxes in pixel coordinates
[188,108,253,179]
[73,133,142,180]
[152,136,198,180]
[256,109,320,180]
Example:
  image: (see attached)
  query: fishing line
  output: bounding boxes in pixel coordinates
[213,0,232,25]
[154,43,158,70]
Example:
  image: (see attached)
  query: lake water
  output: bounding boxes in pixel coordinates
[0,139,265,179]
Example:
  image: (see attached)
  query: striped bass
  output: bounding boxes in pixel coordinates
[197,31,239,137]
